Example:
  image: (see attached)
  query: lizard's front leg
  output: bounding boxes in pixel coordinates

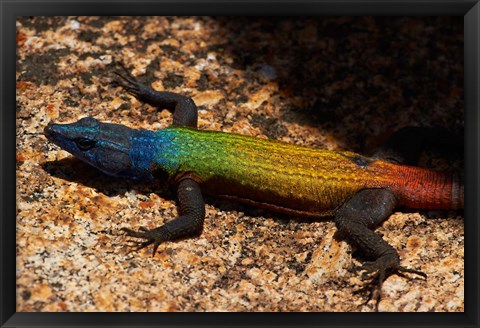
[334,189,426,309]
[113,64,198,128]
[122,177,205,256]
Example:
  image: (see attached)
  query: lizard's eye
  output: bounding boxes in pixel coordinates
[75,138,96,150]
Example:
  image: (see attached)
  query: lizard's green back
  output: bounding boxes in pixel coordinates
[152,127,414,216]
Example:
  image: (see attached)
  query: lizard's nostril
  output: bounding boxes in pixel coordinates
[44,123,58,139]
[44,125,51,136]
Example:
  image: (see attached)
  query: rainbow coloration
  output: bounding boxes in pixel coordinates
[43,77,463,305]
[130,127,463,217]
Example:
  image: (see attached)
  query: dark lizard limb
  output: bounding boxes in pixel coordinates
[334,126,461,309]
[122,177,205,256]
[334,188,426,310]
[112,64,198,128]
[44,65,463,312]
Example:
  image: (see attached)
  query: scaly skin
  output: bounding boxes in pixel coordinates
[129,126,463,216]
[44,68,464,310]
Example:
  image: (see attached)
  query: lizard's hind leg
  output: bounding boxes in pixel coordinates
[334,189,427,310]
[335,126,462,310]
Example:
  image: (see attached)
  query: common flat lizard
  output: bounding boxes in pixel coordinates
[43,67,464,308]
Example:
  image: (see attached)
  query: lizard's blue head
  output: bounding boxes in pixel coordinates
[44,116,153,181]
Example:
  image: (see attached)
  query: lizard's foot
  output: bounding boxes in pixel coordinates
[121,226,171,256]
[352,255,427,310]
[111,65,146,99]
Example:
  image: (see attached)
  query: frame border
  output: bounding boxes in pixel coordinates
[2,1,479,327]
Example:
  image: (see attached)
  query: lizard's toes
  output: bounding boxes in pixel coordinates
[352,261,382,280]
[151,240,163,257]
[126,239,154,252]
[121,227,152,239]
[398,266,427,279]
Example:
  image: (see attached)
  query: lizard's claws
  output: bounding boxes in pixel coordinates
[352,260,427,311]
[125,238,154,252]
[111,63,145,98]
[120,226,169,257]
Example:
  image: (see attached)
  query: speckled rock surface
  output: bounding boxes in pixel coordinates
[16,16,464,312]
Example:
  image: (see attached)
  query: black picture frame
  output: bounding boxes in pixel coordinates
[2,1,479,327]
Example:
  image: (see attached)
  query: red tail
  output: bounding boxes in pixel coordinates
[389,166,463,210]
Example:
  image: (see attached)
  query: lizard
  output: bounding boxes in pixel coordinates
[43,67,464,309]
